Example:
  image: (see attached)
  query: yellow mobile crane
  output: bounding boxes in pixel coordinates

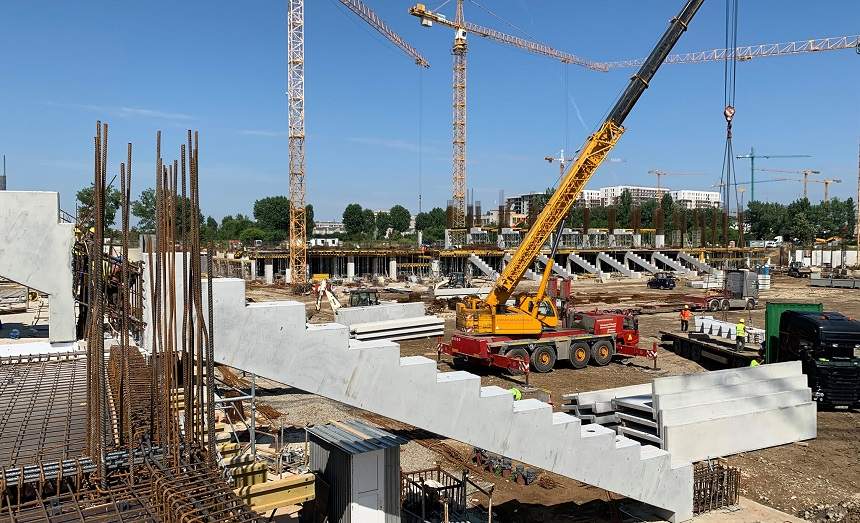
[457,0,705,337]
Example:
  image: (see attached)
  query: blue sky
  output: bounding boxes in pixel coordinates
[1,1,858,222]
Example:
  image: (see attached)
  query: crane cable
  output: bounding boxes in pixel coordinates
[718,0,741,248]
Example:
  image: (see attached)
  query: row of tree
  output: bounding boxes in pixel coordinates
[745,197,856,244]
[341,203,411,239]
[76,186,314,245]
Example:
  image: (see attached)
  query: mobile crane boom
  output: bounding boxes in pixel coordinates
[460,0,704,335]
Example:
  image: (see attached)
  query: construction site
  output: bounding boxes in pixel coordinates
[1,1,859,522]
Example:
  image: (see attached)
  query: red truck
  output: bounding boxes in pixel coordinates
[438,311,656,378]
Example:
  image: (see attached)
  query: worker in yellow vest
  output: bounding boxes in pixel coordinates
[735,318,746,352]
[509,387,522,401]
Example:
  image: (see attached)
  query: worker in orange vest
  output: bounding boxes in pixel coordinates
[679,305,692,332]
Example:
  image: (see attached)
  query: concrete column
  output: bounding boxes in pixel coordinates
[389,258,397,280]
[347,256,355,280]
[655,234,665,249]
[417,230,423,246]
[431,259,440,278]
[264,259,274,284]
[632,233,642,248]
[250,259,257,280]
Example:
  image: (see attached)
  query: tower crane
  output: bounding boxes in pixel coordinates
[757,168,821,199]
[450,0,703,340]
[287,0,430,284]
[601,34,859,69]
[410,1,605,240]
[647,169,705,192]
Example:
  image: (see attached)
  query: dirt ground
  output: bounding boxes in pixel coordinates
[245,274,860,522]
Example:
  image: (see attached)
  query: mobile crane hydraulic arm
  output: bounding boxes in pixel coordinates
[459,0,704,335]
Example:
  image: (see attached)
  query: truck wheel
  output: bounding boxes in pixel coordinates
[504,347,529,375]
[591,340,614,366]
[721,299,730,311]
[530,345,557,373]
[452,354,469,369]
[570,342,590,369]
[745,299,755,310]
[708,300,720,312]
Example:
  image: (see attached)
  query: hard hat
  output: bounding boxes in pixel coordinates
[684,305,689,309]
[739,318,745,323]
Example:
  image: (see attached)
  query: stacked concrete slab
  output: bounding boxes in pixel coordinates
[0,192,75,342]
[201,278,694,521]
[694,315,764,344]
[335,302,443,342]
[561,384,651,426]
[606,362,815,465]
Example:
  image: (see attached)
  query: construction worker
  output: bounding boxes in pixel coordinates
[679,305,692,332]
[509,387,522,401]
[749,356,762,367]
[735,318,746,352]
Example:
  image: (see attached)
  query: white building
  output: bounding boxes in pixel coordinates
[575,189,603,208]
[600,185,668,205]
[669,190,721,209]
[312,220,345,235]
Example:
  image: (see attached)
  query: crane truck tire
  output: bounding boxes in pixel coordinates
[721,299,730,311]
[530,345,557,373]
[569,342,591,369]
[504,347,530,375]
[590,340,614,366]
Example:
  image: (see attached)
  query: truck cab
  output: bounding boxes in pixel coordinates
[777,310,860,408]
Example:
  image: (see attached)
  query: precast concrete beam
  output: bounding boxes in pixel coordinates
[0,192,75,342]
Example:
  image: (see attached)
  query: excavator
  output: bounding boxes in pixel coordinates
[441,0,704,374]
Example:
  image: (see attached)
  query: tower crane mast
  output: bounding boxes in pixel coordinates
[287,0,429,284]
[410,1,604,241]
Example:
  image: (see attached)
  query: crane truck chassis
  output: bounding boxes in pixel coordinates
[439,311,657,377]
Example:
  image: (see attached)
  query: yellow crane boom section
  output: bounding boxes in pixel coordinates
[485,120,624,307]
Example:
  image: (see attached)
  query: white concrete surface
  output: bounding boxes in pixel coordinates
[652,252,692,274]
[677,252,717,275]
[568,252,599,275]
[264,261,274,284]
[625,252,660,274]
[205,278,694,521]
[597,252,639,278]
[467,254,499,280]
[0,340,79,357]
[335,302,425,326]
[662,402,817,464]
[0,192,75,342]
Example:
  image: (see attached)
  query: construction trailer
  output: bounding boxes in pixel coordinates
[307,419,406,523]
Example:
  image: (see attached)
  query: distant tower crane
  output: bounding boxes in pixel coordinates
[410,1,605,237]
[734,149,812,202]
[287,0,429,284]
[647,169,705,193]
[757,168,821,199]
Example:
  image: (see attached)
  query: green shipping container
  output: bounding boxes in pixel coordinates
[764,300,823,363]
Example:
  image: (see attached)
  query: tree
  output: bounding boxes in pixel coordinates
[131,187,203,235]
[78,183,122,229]
[362,209,376,237]
[660,193,674,230]
[617,189,633,227]
[342,203,364,237]
[415,206,447,242]
[253,196,290,231]
[203,216,218,241]
[218,214,255,240]
[239,226,267,245]
[389,204,411,232]
[375,212,390,238]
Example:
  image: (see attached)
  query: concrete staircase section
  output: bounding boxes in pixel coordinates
[207,278,693,521]
[596,252,638,278]
[625,252,660,274]
[677,251,717,275]
[502,253,541,281]
[651,252,693,275]
[0,192,75,342]
[468,254,499,280]
[536,254,573,279]
[567,252,600,275]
